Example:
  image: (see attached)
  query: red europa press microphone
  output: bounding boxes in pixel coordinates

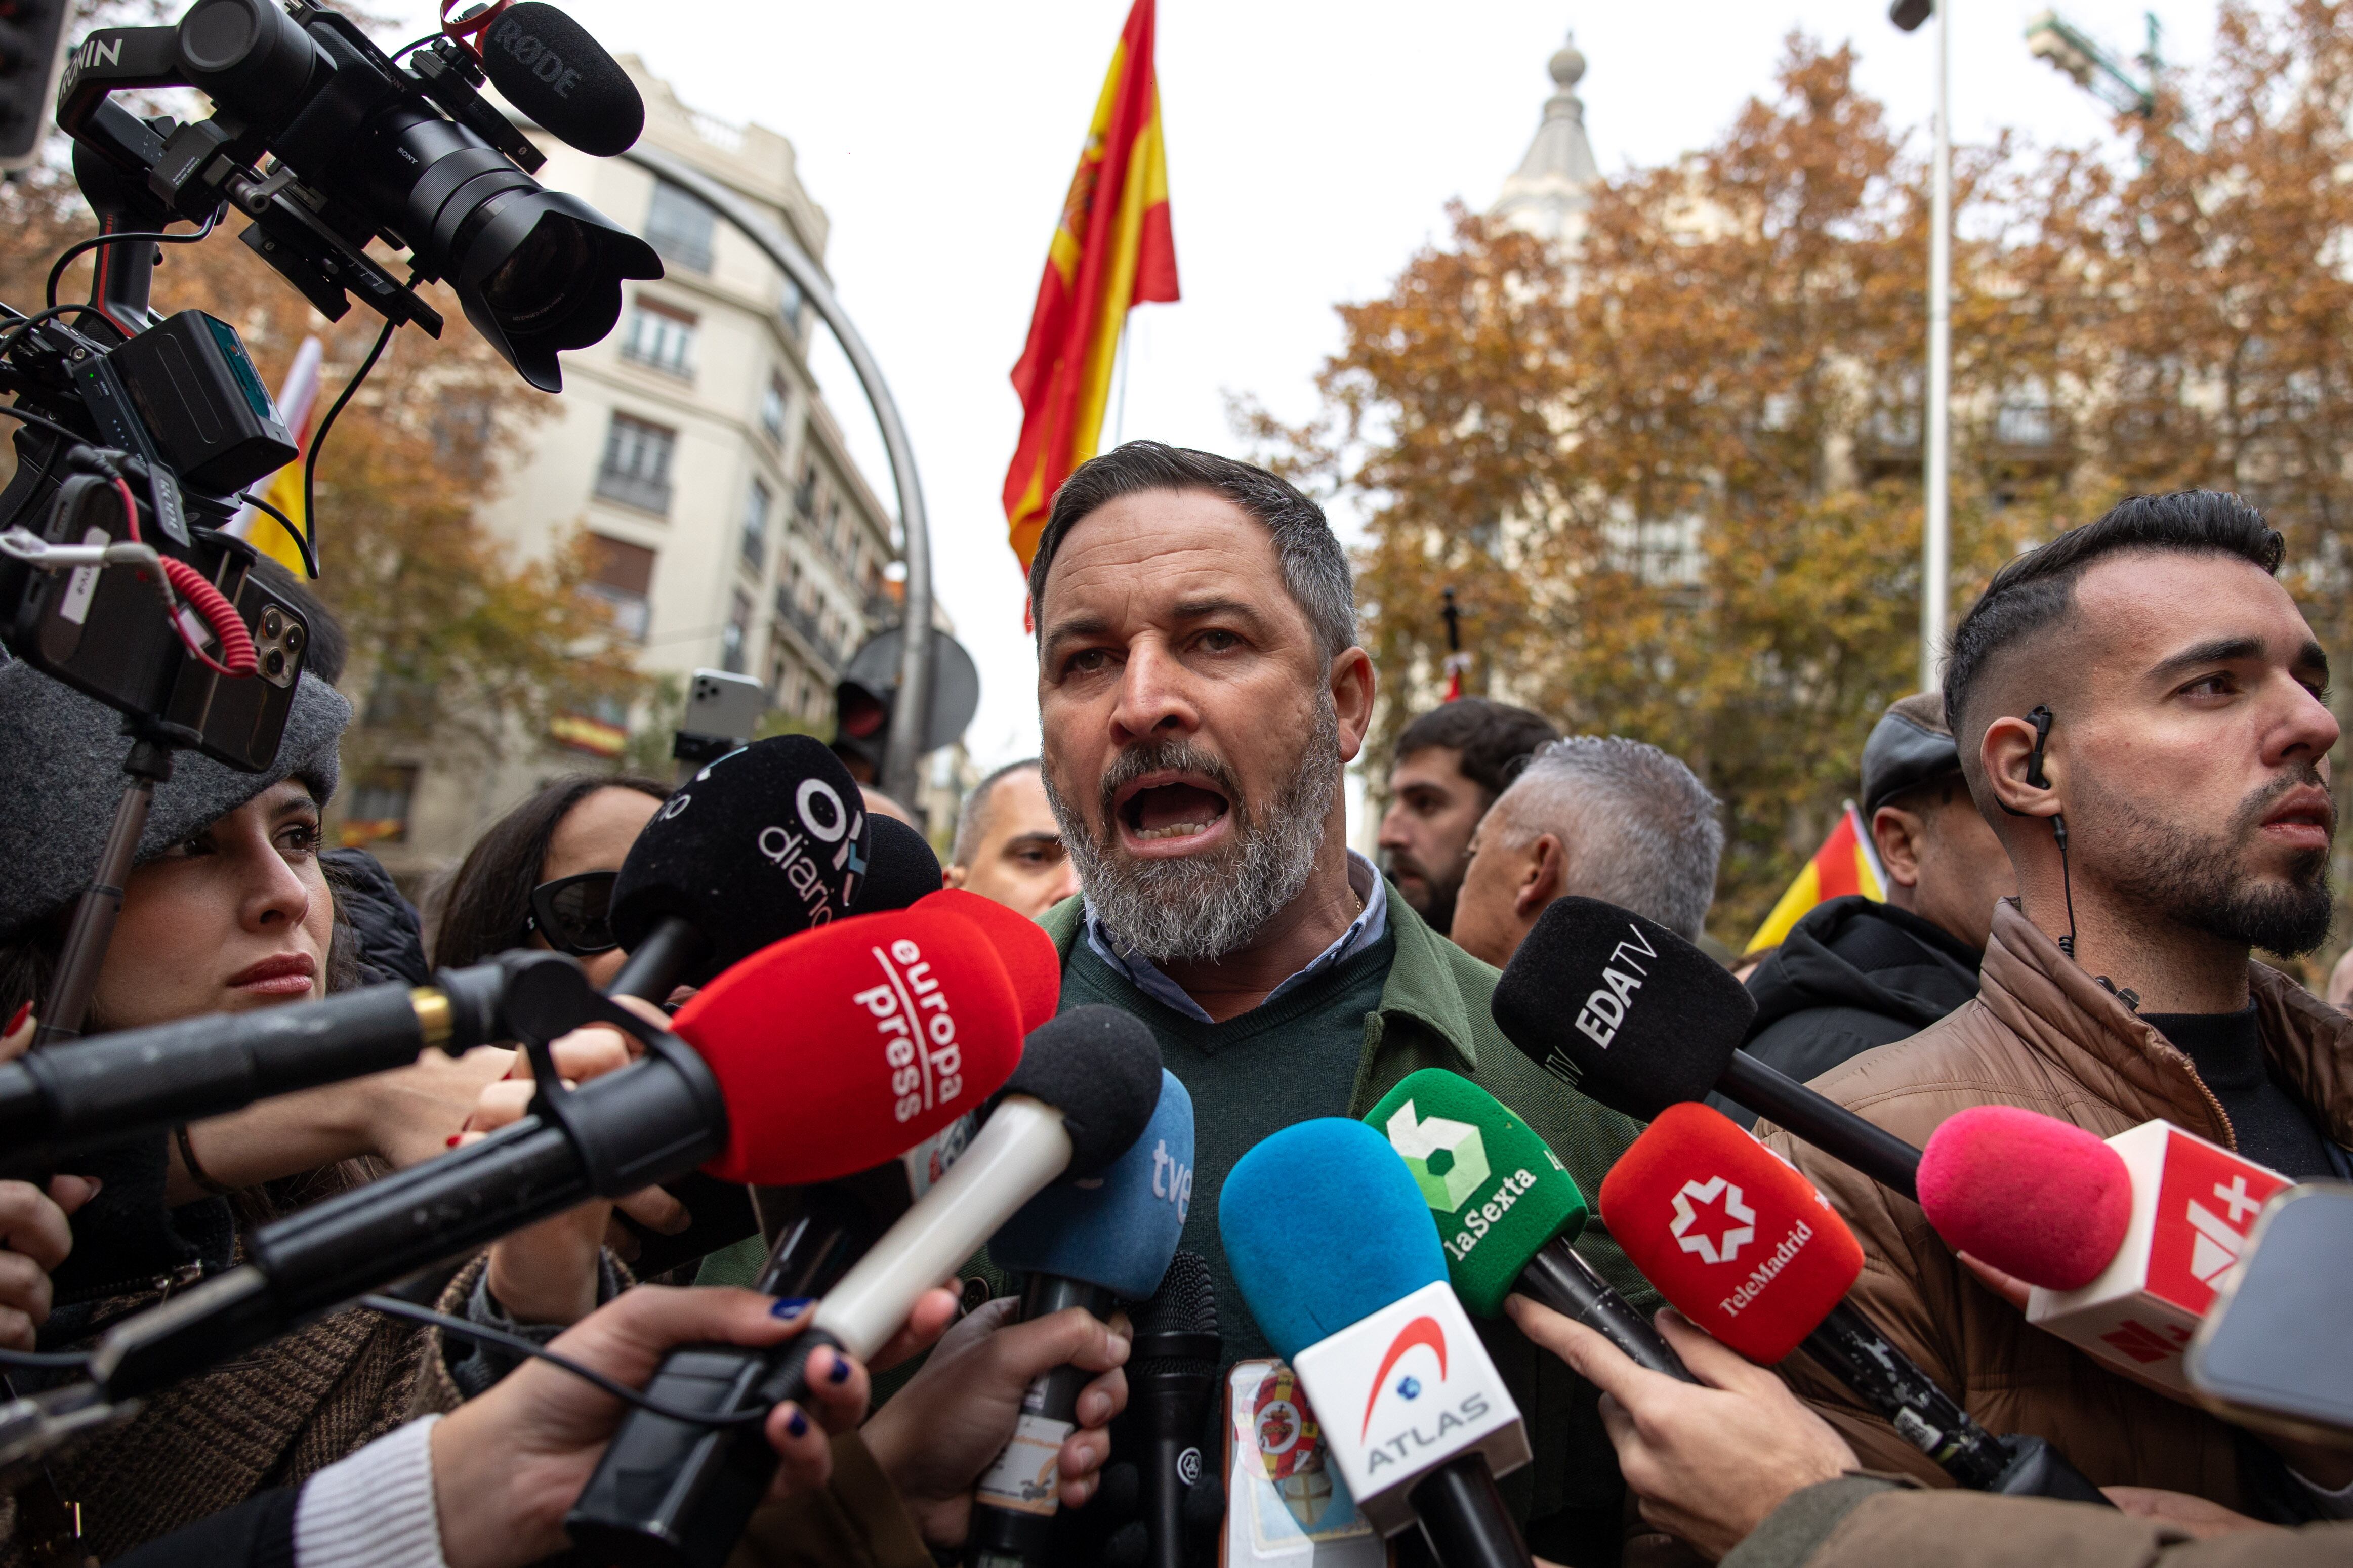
[1918,1106,2291,1393]
[1599,1104,2109,1502]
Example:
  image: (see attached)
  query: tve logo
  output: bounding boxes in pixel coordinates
[1671,1176,1756,1264]
[1150,1137,1193,1221]
[1290,1280,1529,1528]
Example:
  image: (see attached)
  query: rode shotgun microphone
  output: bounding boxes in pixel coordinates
[968,1070,1194,1565]
[0,958,509,1176]
[1918,1107,2290,1394]
[567,1006,1164,1568]
[1222,1119,1535,1568]
[608,736,875,998]
[1600,1104,2108,1504]
[1494,898,1925,1201]
[1129,1251,1220,1568]
[479,2,646,157]
[80,908,1024,1403]
[1366,1070,1691,1382]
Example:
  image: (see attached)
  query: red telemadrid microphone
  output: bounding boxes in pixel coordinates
[81,909,1026,1402]
[1599,1105,2110,1502]
[1918,1107,2290,1393]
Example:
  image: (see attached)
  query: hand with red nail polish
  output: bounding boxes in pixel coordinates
[0,1168,100,1352]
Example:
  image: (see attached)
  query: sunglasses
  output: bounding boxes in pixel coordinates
[526,870,620,956]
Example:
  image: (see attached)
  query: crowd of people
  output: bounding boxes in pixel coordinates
[1,441,2348,1568]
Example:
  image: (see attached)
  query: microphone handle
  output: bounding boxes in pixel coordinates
[1131,1332,1220,1568]
[610,915,710,1002]
[1515,1236,1696,1383]
[1716,1051,1922,1202]
[1405,1451,1535,1568]
[1799,1301,2010,1489]
[966,1275,1118,1568]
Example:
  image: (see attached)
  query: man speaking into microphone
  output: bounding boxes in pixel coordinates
[1021,441,1649,1551]
[1755,493,2353,1516]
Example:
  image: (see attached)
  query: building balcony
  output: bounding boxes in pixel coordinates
[594,469,673,516]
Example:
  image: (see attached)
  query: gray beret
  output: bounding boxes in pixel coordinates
[0,659,351,938]
[1859,690,1961,819]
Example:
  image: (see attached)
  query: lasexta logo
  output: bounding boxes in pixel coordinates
[1671,1176,1756,1264]
[1386,1100,1490,1212]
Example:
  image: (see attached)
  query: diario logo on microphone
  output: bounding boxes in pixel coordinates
[852,937,968,1123]
[1386,1101,1546,1266]
[755,776,868,925]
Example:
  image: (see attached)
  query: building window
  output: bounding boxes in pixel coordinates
[645,179,717,274]
[596,413,676,514]
[621,299,697,377]
[340,765,418,848]
[722,589,752,674]
[760,373,790,443]
[583,533,655,641]
[1996,380,2056,448]
[740,479,771,573]
[794,459,819,521]
[778,272,805,334]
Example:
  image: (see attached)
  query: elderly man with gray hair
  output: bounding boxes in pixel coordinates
[1448,735,1724,968]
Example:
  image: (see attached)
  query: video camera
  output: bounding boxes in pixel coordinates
[0,0,656,1039]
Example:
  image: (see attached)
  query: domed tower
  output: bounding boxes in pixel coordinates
[1491,30,1600,246]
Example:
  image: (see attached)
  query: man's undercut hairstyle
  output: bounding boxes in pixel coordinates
[952,757,1043,869]
[1497,736,1723,941]
[1393,699,1561,802]
[1028,440,1358,663]
[1943,491,2286,775]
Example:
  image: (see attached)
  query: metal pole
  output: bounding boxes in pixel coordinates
[1922,0,1952,691]
[619,145,935,809]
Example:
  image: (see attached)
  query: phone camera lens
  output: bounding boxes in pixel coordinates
[262,608,283,638]
[264,649,286,677]
[284,625,304,652]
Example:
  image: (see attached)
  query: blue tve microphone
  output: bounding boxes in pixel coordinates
[1222,1120,1536,1568]
[967,1070,1194,1566]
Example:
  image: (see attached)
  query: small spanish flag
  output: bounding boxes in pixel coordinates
[1745,801,1888,954]
[1001,0,1178,571]
[230,335,324,576]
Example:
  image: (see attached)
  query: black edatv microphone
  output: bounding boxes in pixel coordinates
[1130,1251,1221,1568]
[0,960,510,1178]
[1492,898,1924,1202]
[479,2,645,157]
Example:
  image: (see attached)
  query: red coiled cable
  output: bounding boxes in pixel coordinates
[113,477,258,679]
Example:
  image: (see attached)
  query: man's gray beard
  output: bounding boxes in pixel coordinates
[2083,764,2334,958]
[1044,703,1341,965]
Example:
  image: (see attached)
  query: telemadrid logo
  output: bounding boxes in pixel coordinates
[1671,1176,1756,1264]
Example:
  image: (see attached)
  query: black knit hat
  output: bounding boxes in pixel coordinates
[0,659,350,939]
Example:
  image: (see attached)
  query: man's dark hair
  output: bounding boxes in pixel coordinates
[1027,441,1357,662]
[1942,491,2285,753]
[1393,698,1560,801]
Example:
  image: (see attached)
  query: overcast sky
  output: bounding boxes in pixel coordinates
[393,0,2224,778]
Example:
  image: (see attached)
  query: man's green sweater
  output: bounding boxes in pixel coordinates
[1041,885,1653,1530]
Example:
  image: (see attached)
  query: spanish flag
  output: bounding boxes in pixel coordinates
[230,335,324,575]
[1001,0,1178,570]
[1745,801,1888,954]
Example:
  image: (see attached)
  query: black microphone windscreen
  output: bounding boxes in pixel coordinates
[1135,1249,1219,1344]
[1492,897,1756,1120]
[480,2,644,158]
[609,735,871,985]
[854,815,943,913]
[999,1005,1163,1177]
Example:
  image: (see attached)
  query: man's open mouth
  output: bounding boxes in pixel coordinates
[1114,773,1233,844]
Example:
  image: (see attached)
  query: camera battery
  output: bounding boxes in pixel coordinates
[104,310,298,494]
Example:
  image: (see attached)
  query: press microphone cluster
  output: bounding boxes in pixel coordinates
[565,1006,1166,1568]
[1917,1105,2291,1395]
[1223,1118,1536,1568]
[1599,1103,2108,1504]
[1365,1069,1691,1382]
[1492,898,1925,1201]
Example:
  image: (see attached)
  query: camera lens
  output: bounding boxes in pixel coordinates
[262,608,282,639]
[284,624,304,652]
[264,649,285,677]
[481,217,595,330]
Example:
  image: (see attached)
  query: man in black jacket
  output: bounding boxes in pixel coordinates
[1727,694,2013,1121]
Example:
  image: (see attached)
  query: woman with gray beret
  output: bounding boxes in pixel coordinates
[0,660,507,1564]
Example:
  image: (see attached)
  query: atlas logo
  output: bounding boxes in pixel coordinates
[1354,1313,1495,1475]
[1671,1176,1756,1264]
[1574,923,1658,1048]
[1361,1317,1447,1440]
[1386,1101,1490,1212]
[756,778,868,923]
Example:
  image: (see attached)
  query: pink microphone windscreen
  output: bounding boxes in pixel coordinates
[1918,1106,2131,1291]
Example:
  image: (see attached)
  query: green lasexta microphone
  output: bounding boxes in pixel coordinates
[1366,1069,1695,1382]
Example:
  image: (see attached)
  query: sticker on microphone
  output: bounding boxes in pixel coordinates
[1225,1361,1381,1562]
[973,1412,1072,1516]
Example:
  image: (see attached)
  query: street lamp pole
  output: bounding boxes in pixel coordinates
[1924,0,1952,691]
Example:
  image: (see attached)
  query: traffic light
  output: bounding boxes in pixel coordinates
[830,672,891,784]
[0,0,76,171]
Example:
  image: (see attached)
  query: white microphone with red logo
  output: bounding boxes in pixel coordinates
[1918,1107,2290,1393]
[1221,1119,1535,1568]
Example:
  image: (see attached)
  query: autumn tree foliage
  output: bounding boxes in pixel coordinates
[1255,7,2353,952]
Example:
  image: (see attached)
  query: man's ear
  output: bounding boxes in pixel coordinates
[1870,806,1928,890]
[942,864,966,891]
[1515,834,1566,918]
[1330,647,1376,764]
[1981,714,2062,819]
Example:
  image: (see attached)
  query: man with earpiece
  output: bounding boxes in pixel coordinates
[1749,492,2353,1519]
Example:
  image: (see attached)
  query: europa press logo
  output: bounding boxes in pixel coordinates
[1671,1176,1756,1265]
[1386,1102,1490,1212]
